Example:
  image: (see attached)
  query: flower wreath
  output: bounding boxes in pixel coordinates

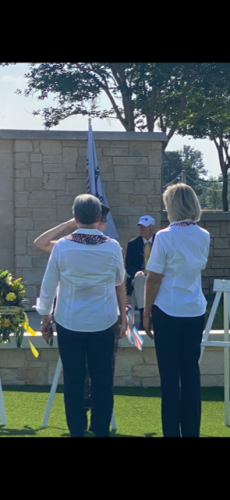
[0,270,38,356]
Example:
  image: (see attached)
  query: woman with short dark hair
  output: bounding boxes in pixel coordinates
[144,183,210,437]
[34,200,123,432]
[37,194,126,437]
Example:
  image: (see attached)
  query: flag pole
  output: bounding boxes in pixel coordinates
[86,116,118,239]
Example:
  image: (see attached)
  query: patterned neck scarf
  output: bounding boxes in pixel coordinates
[170,221,196,227]
[66,233,110,245]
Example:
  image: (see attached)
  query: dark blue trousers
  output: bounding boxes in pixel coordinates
[152,305,205,437]
[57,323,115,437]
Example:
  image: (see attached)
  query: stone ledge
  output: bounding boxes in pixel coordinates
[0,331,227,349]
[0,332,229,387]
[0,130,167,142]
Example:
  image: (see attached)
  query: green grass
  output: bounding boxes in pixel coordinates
[0,293,226,437]
[0,386,230,437]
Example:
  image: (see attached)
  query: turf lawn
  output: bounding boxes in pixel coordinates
[0,386,230,437]
[0,294,227,437]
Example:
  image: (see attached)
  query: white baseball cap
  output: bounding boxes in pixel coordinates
[137,215,155,227]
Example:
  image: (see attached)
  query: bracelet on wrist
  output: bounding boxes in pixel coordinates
[40,321,53,326]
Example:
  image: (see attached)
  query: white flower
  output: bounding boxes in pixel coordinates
[5,274,12,285]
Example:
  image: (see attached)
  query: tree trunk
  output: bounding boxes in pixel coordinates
[213,137,229,211]
[222,163,228,212]
[110,64,135,131]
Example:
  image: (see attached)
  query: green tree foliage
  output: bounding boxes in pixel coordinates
[199,177,222,209]
[174,62,230,211]
[163,146,207,196]
[163,146,226,209]
[0,63,16,67]
[16,63,205,148]
[178,145,208,178]
[5,62,230,210]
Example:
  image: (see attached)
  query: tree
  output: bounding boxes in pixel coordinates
[8,62,230,207]
[178,145,208,178]
[199,176,222,210]
[16,62,206,149]
[174,63,230,211]
[0,63,16,66]
[163,146,207,196]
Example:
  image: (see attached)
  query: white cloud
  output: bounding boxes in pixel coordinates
[0,74,25,85]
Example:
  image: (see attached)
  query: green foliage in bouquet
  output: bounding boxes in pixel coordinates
[0,270,26,347]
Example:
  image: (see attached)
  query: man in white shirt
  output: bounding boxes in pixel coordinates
[125,215,155,330]
[37,194,126,437]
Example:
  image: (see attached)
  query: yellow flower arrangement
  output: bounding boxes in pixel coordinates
[0,270,26,346]
[0,270,39,357]
[5,274,12,285]
[6,292,16,302]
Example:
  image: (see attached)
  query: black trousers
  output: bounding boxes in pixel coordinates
[152,305,205,437]
[57,323,115,437]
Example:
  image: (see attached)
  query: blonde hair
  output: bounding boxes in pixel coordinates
[163,183,201,223]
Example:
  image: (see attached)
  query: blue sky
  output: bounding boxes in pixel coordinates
[0,63,220,178]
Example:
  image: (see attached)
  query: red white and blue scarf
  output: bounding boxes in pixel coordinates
[66,233,110,245]
[170,221,196,227]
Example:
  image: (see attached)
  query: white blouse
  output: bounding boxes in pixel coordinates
[146,220,210,317]
[36,229,125,331]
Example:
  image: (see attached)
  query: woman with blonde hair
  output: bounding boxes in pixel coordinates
[144,183,210,437]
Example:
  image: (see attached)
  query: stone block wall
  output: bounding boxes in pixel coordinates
[161,211,230,296]
[0,333,228,387]
[200,215,230,295]
[1,130,230,307]
[0,139,14,274]
[0,346,62,385]
[0,130,165,309]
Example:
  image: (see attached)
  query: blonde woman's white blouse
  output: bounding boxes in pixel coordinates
[146,220,210,317]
